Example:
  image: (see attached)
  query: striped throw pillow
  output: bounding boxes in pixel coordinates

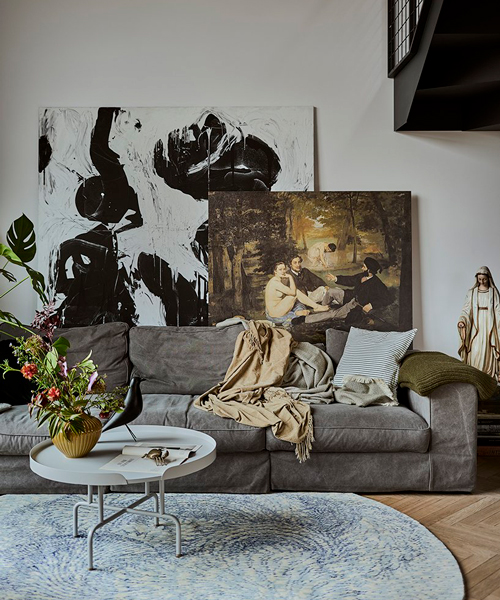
[333,327,417,399]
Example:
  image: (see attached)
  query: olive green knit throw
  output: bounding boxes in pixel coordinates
[399,351,498,401]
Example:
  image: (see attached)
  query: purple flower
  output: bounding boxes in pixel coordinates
[87,371,98,393]
[31,300,61,342]
[58,358,68,378]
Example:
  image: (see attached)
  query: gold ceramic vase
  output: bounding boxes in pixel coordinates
[51,413,102,458]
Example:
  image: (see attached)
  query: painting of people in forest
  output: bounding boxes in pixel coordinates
[208,191,412,341]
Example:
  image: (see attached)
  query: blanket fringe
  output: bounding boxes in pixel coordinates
[294,411,315,463]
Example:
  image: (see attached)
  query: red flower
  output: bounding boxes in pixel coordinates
[21,363,38,380]
[47,387,61,401]
[99,411,111,419]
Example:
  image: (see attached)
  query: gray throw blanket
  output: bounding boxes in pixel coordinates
[282,342,335,404]
[333,375,397,407]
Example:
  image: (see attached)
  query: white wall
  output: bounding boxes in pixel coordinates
[1,0,499,355]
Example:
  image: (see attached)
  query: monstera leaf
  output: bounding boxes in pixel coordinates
[0,243,22,268]
[6,214,37,263]
[0,308,22,327]
[0,266,16,283]
[25,266,47,304]
[1,214,48,326]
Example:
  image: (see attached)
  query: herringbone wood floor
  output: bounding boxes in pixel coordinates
[363,457,500,600]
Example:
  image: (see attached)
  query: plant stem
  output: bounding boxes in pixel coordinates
[0,275,29,298]
[0,318,34,337]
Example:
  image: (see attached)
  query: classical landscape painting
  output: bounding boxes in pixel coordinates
[38,107,313,327]
[209,191,412,341]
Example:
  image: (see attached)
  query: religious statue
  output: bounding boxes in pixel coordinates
[458,266,500,382]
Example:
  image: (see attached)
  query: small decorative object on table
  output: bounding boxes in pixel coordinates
[0,302,126,458]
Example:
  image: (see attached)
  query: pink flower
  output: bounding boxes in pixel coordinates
[31,300,60,341]
[47,387,61,401]
[58,358,68,378]
[87,371,98,393]
[21,363,38,380]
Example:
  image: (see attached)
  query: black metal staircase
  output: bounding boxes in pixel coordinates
[389,0,500,131]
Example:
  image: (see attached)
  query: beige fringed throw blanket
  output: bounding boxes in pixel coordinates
[194,321,314,462]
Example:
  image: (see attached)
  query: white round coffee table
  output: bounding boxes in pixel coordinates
[30,425,216,570]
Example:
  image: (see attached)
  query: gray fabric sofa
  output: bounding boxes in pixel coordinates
[0,322,477,494]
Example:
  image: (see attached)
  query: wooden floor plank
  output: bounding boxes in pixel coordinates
[419,497,484,526]
[461,551,497,575]
[460,500,500,526]
[431,524,500,554]
[466,556,500,589]
[437,496,499,526]
[469,563,500,600]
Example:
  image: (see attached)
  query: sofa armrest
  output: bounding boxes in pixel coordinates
[399,383,477,491]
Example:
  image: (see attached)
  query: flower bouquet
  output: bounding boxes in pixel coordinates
[1,302,126,456]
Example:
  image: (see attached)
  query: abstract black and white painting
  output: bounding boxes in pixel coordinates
[38,107,313,326]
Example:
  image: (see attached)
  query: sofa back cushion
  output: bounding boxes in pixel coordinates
[129,325,244,394]
[325,328,348,368]
[57,322,131,390]
[0,321,130,402]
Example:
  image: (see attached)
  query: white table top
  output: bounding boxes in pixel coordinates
[30,425,216,486]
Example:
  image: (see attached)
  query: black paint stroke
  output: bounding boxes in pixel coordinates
[154,113,281,201]
[38,135,52,173]
[55,225,137,326]
[191,220,208,267]
[75,107,143,234]
[137,252,207,326]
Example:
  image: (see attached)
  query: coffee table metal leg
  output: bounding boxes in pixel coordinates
[73,482,182,569]
[159,478,182,558]
[73,485,94,537]
[144,481,160,526]
[87,485,105,570]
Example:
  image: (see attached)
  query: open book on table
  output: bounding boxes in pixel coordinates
[99,442,201,474]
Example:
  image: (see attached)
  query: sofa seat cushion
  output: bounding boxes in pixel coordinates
[134,394,265,453]
[0,394,265,456]
[265,404,430,453]
[0,405,49,455]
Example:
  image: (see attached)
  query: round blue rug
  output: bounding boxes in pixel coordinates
[0,493,464,600]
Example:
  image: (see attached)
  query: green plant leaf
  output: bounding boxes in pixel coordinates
[0,267,16,283]
[52,336,70,356]
[6,214,36,263]
[25,266,47,304]
[0,309,23,328]
[37,411,52,427]
[0,243,23,267]
[45,348,59,371]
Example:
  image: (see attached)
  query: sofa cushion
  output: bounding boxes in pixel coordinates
[325,328,348,367]
[129,325,244,394]
[57,322,131,390]
[0,405,49,455]
[332,327,417,397]
[134,394,265,453]
[265,404,430,453]
[0,394,265,455]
